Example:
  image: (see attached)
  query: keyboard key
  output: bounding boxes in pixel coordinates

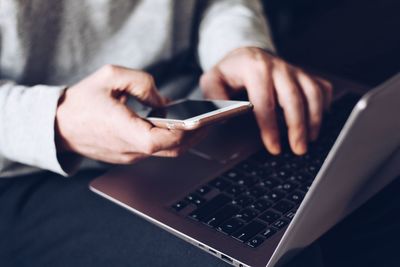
[225,185,246,196]
[305,165,319,175]
[260,227,276,239]
[266,189,286,202]
[300,181,313,192]
[247,235,266,248]
[272,219,289,229]
[261,177,281,188]
[287,172,309,183]
[241,175,260,187]
[259,210,280,224]
[196,185,211,196]
[172,200,188,212]
[235,208,259,222]
[189,194,232,221]
[275,181,298,193]
[233,195,254,207]
[209,177,231,190]
[285,210,296,220]
[248,186,268,198]
[273,200,294,214]
[288,191,305,204]
[223,169,242,181]
[232,221,267,242]
[250,198,272,212]
[185,194,206,206]
[206,204,241,227]
[217,218,245,235]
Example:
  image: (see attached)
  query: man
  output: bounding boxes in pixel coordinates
[0,0,331,266]
[0,0,332,177]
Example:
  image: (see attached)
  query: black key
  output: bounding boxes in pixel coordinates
[285,210,296,220]
[250,198,272,212]
[172,200,188,212]
[287,173,308,183]
[259,210,280,224]
[276,170,291,180]
[232,221,267,242]
[196,185,211,196]
[233,175,259,187]
[235,208,259,222]
[300,181,313,192]
[273,200,294,214]
[275,181,298,193]
[185,193,206,206]
[266,189,286,203]
[260,227,276,239]
[209,177,231,190]
[261,177,281,188]
[288,191,305,204]
[248,186,268,198]
[247,235,266,248]
[189,194,232,221]
[233,195,254,207]
[305,164,319,175]
[225,185,246,196]
[217,218,245,235]
[205,204,241,227]
[223,169,242,181]
[241,175,260,187]
[272,219,289,229]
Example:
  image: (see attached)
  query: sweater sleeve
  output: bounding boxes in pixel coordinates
[197,0,276,71]
[0,80,77,177]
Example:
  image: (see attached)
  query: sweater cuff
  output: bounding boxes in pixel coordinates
[0,83,80,176]
[198,0,276,71]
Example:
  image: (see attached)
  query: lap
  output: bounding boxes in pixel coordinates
[1,170,399,267]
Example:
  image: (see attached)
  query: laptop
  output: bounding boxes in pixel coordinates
[89,73,400,267]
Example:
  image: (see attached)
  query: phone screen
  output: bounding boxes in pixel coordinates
[147,100,225,120]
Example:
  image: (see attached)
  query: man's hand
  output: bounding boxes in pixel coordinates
[56,65,203,164]
[200,47,333,155]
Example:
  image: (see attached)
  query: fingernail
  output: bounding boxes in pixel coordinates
[295,140,307,155]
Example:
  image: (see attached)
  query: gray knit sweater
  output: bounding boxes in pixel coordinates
[0,0,275,177]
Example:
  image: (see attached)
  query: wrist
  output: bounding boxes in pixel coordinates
[55,88,73,153]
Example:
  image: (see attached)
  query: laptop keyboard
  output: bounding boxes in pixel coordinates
[171,94,359,249]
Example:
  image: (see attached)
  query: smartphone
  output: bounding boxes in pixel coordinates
[145,99,253,130]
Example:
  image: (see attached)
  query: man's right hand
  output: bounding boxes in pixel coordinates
[55,65,202,164]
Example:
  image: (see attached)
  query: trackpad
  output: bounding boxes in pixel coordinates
[189,113,260,164]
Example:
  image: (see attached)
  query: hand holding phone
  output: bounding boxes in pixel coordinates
[145,99,253,130]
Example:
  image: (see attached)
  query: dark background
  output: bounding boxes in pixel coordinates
[262,0,400,86]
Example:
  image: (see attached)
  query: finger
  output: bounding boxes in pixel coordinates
[100,64,166,107]
[244,69,281,155]
[296,72,324,141]
[273,66,307,155]
[152,128,209,157]
[200,70,230,100]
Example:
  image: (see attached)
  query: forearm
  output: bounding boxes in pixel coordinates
[198,0,276,71]
[0,80,79,177]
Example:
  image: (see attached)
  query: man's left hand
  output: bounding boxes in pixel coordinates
[200,47,333,155]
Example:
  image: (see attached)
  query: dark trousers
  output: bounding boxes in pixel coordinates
[1,169,399,267]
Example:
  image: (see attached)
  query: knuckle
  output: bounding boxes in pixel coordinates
[254,59,270,75]
[119,154,136,164]
[101,64,119,77]
[141,72,155,87]
[142,142,156,155]
[167,148,183,157]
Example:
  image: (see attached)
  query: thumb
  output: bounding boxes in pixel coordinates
[100,65,166,107]
[200,70,230,100]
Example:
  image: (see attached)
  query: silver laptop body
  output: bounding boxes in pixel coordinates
[90,73,400,267]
